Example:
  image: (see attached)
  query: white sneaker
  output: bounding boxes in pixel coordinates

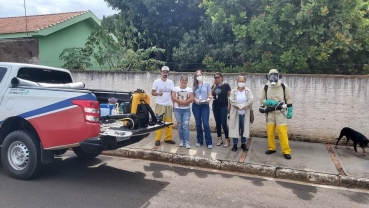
[179,141,184,147]
[185,142,190,149]
[196,143,201,147]
[207,145,213,149]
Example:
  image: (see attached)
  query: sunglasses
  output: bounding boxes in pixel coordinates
[214,76,221,79]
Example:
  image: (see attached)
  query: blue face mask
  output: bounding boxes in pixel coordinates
[268,73,279,86]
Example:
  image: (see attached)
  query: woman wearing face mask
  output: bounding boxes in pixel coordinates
[211,72,231,147]
[192,70,213,149]
[228,75,254,152]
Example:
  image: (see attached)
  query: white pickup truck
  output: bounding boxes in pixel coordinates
[0,62,171,180]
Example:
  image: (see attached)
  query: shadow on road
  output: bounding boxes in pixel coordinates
[340,192,369,205]
[0,155,169,208]
[143,162,268,187]
[276,181,318,200]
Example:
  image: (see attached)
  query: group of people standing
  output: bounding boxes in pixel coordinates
[151,66,294,160]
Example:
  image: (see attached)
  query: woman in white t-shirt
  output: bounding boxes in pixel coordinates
[228,75,254,152]
[171,75,194,148]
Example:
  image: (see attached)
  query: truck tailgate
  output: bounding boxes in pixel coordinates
[79,121,173,153]
[100,122,173,138]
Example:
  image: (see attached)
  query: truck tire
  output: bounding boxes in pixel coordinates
[72,146,101,159]
[1,130,41,180]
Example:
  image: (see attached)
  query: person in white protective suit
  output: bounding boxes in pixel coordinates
[259,69,293,160]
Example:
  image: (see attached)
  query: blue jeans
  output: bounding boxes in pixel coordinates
[174,108,191,143]
[233,114,246,144]
[212,106,229,139]
[191,104,212,145]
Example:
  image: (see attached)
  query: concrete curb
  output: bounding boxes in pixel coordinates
[101,148,369,190]
[340,176,369,190]
[221,161,275,178]
[172,155,222,170]
[275,168,340,186]
[130,149,174,163]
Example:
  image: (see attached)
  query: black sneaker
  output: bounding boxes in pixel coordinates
[231,144,237,152]
[241,144,248,151]
[284,154,291,160]
[155,141,161,146]
[164,140,176,144]
[265,150,276,154]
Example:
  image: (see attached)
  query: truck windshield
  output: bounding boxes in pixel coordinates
[0,67,7,83]
[17,67,73,84]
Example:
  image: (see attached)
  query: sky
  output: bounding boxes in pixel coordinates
[0,0,119,19]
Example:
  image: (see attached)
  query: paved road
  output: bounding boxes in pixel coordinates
[0,152,368,208]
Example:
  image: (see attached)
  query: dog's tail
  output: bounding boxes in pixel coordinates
[335,130,345,144]
[337,129,346,139]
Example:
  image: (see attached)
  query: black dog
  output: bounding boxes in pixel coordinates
[335,127,369,156]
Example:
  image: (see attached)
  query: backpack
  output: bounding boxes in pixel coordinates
[124,96,158,128]
[264,83,286,104]
[135,100,158,127]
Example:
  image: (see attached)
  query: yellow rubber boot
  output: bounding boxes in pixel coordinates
[155,128,163,141]
[164,116,173,141]
[277,125,291,154]
[267,123,276,151]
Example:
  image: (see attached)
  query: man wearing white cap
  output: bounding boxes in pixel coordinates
[152,66,175,146]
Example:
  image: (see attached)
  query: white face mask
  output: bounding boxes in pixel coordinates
[238,82,245,88]
[196,76,203,81]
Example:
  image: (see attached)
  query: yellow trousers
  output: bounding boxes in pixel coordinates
[154,104,173,141]
[266,111,291,154]
[155,116,173,141]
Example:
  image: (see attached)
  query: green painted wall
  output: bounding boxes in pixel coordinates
[38,20,101,69]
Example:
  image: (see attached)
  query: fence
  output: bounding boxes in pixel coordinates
[71,70,369,144]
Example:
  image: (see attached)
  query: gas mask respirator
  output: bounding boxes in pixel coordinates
[268,73,279,86]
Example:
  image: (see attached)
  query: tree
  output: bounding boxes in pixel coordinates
[103,0,205,69]
[60,25,165,71]
[172,17,242,72]
[59,48,92,70]
[201,0,369,74]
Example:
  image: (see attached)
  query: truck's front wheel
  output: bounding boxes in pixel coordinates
[72,146,101,159]
[1,130,41,180]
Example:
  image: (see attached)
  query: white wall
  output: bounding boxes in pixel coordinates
[71,71,369,143]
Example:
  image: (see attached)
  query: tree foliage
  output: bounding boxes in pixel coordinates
[59,48,92,70]
[172,17,242,72]
[63,0,369,74]
[60,24,165,71]
[103,0,205,69]
[200,0,369,74]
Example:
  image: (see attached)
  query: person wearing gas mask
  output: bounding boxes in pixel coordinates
[259,69,293,160]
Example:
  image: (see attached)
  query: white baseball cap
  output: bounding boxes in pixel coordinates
[161,66,170,71]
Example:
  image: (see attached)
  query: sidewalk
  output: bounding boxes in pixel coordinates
[102,131,369,190]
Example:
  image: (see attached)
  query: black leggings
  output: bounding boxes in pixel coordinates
[212,106,229,138]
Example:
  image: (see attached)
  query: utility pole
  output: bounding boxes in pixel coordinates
[24,0,28,38]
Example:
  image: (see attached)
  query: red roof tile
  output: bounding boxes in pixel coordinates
[0,11,89,35]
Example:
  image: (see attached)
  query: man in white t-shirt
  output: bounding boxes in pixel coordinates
[151,66,175,146]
